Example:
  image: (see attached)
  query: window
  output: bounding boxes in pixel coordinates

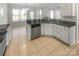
[12,9,20,21]
[39,9,42,16]
[30,11,34,20]
[21,8,27,21]
[12,8,27,22]
[50,10,54,19]
[39,9,42,19]
[0,8,4,17]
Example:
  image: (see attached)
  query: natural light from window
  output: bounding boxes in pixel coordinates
[0,8,4,17]
[39,9,42,19]
[12,9,20,21]
[12,8,27,22]
[30,11,34,20]
[21,8,27,21]
[50,10,54,19]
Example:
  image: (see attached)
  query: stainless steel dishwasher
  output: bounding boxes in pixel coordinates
[31,24,41,39]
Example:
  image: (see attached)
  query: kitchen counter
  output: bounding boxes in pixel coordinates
[0,24,10,30]
[0,31,7,43]
[26,19,76,28]
[0,24,10,56]
[26,19,41,25]
[26,19,76,45]
[0,24,10,32]
[41,19,76,28]
[0,24,10,43]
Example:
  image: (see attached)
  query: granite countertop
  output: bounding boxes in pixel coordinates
[26,19,76,28]
[26,19,41,25]
[0,24,10,43]
[58,20,76,27]
[0,24,10,32]
[42,19,76,28]
[0,31,7,42]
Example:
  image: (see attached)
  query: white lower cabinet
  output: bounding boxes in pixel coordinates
[6,25,12,46]
[69,26,76,45]
[41,23,76,45]
[55,25,61,39]
[60,26,76,45]
[60,26,69,44]
[52,24,56,37]
[41,24,44,35]
[43,23,53,36]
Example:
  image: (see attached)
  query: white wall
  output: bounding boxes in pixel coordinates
[0,3,8,25]
[39,4,60,19]
[41,8,50,18]
[26,6,38,19]
[8,4,27,23]
[0,3,77,25]
[7,4,27,26]
[8,4,38,21]
[78,4,79,24]
[8,3,62,21]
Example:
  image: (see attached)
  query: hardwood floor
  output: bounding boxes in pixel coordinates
[5,26,78,56]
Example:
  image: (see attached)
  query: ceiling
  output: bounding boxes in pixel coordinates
[9,3,60,8]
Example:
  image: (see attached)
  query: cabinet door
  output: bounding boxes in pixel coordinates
[41,24,44,35]
[69,26,76,45]
[43,23,53,36]
[6,25,12,46]
[43,23,47,35]
[60,26,69,44]
[52,24,57,37]
[56,25,61,39]
[60,3,72,16]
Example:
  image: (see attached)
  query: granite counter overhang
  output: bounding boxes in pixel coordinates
[0,24,10,42]
[26,19,76,28]
[0,24,10,32]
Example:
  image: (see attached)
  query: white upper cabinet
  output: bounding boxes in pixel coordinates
[60,3,76,16]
